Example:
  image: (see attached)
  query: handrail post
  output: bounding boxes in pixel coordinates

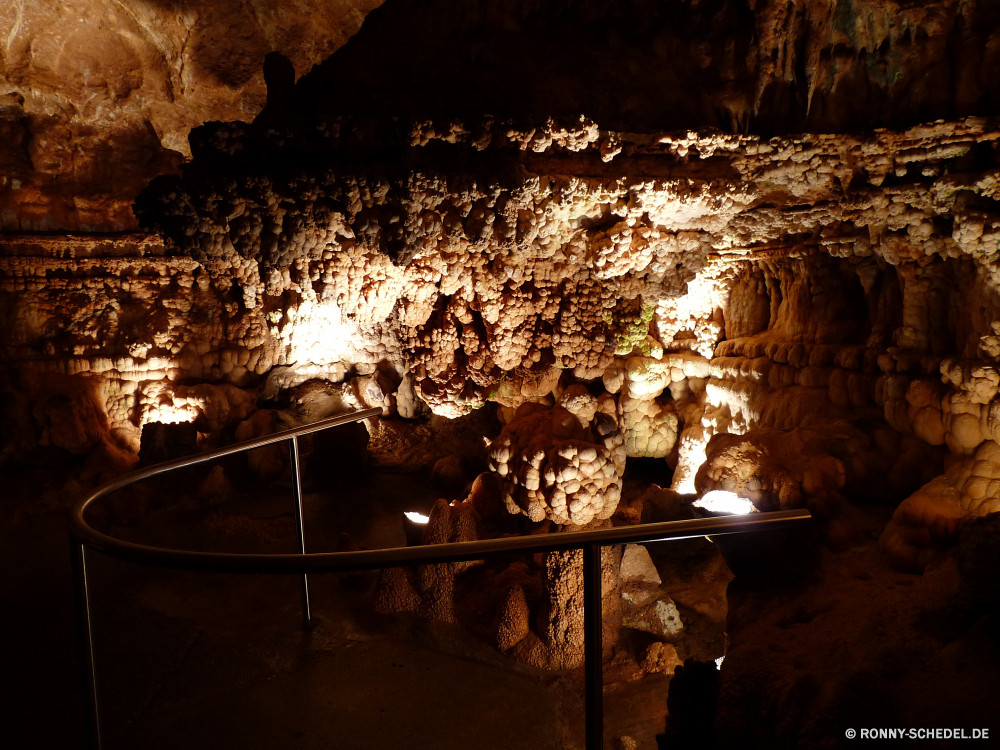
[583,542,604,750]
[71,539,102,750]
[288,435,312,628]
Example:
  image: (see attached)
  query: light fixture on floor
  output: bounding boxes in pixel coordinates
[692,490,755,515]
[402,511,430,546]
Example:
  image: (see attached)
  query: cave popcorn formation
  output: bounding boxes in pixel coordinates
[8,1,1000,745]
[6,116,1000,568]
[487,401,625,527]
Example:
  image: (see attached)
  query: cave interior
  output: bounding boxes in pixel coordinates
[3,1,1000,748]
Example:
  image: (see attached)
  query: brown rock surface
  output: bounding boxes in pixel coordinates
[0,0,384,231]
[6,4,1000,743]
[308,0,1000,134]
[487,402,626,527]
[7,112,1000,562]
[718,524,1000,747]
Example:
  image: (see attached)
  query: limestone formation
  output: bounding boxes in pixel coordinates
[371,567,421,615]
[6,112,1000,570]
[0,1,385,231]
[603,354,710,459]
[7,5,1000,742]
[496,585,531,652]
[416,498,480,623]
[507,544,623,671]
[641,641,683,676]
[879,440,1000,570]
[486,402,626,527]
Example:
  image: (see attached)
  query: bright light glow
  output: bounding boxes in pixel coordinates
[693,490,756,515]
[137,381,200,427]
[715,656,725,669]
[404,512,430,524]
[285,299,379,367]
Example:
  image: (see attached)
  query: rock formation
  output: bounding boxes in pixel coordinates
[487,401,625,527]
[0,0,385,231]
[5,3,1000,743]
[7,107,1000,571]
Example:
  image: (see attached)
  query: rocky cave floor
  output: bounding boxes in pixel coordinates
[3,410,998,750]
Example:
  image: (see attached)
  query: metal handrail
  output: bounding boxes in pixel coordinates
[69,407,812,750]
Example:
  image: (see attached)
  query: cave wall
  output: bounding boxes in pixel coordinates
[8,0,1000,234]
[5,4,1000,742]
[0,0,386,231]
[305,0,1000,134]
[6,108,1000,569]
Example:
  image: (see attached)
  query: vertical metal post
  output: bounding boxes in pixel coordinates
[71,539,102,750]
[583,543,604,750]
[288,435,312,627]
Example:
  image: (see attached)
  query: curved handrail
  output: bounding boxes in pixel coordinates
[73,502,812,572]
[68,406,813,750]
[70,407,382,551]
[70,405,811,573]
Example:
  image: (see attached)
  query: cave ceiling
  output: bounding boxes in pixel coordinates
[0,0,386,231]
[4,0,1000,231]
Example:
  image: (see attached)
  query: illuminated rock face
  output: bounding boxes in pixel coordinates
[487,402,626,527]
[7,0,1000,229]
[126,116,1000,426]
[8,108,1000,566]
[0,0,385,231]
[500,545,623,671]
[5,4,1000,727]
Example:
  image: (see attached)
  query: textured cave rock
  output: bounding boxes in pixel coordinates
[8,108,1000,568]
[303,0,1000,135]
[7,0,1000,234]
[0,8,1000,748]
[0,0,385,231]
[504,544,624,671]
[487,401,626,527]
[5,5,1000,741]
